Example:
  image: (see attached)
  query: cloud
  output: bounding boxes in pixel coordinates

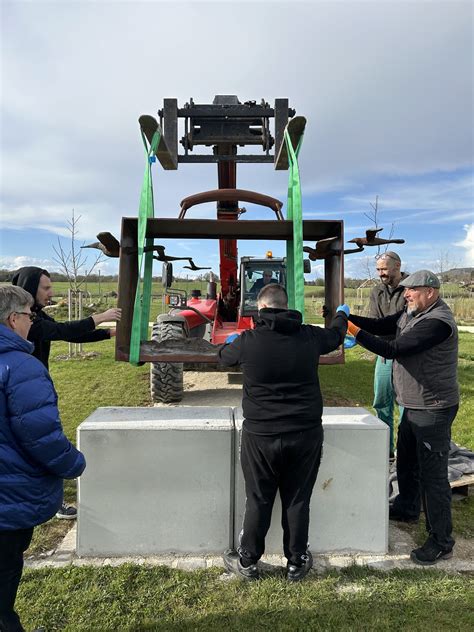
[0,255,55,272]
[1,1,472,281]
[454,224,474,266]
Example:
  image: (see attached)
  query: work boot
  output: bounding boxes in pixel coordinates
[410,538,453,566]
[223,549,259,580]
[287,551,313,582]
[389,506,418,523]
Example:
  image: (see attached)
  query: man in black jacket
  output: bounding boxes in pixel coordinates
[219,284,348,581]
[12,266,120,519]
[347,270,459,565]
[12,267,120,370]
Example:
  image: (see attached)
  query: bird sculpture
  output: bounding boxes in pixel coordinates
[343,245,365,255]
[303,237,338,260]
[182,260,212,272]
[148,245,193,263]
[348,227,405,248]
[82,237,210,271]
[81,232,121,258]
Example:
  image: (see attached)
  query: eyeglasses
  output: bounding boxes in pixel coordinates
[374,253,400,263]
[13,312,35,322]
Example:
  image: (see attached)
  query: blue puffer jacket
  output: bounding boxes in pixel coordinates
[0,325,86,530]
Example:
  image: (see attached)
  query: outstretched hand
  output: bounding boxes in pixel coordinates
[225,333,240,344]
[336,304,350,317]
[347,321,360,337]
[92,308,122,326]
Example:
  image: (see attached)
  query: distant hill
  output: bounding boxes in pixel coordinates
[439,268,473,282]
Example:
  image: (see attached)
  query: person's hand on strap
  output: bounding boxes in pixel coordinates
[336,304,350,317]
[347,321,360,337]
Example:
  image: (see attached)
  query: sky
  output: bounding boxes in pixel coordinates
[1,0,473,281]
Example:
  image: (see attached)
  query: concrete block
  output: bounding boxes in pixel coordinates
[233,407,389,555]
[77,407,233,556]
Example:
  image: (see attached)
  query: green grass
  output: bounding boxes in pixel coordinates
[17,565,474,631]
[18,332,473,630]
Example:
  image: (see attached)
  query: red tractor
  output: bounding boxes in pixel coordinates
[114,96,345,400]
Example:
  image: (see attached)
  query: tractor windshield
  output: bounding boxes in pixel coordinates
[241,261,286,313]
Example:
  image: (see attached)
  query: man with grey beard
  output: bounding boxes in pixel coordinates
[347,270,459,566]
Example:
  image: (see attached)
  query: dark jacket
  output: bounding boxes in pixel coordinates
[351,299,459,410]
[0,325,86,530]
[368,273,408,340]
[12,266,110,369]
[218,308,347,434]
[393,300,458,409]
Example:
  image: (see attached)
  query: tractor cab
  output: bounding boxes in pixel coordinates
[240,254,286,317]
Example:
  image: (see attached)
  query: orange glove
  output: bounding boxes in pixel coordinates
[347,321,361,337]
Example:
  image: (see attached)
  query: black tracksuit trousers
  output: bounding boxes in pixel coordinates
[238,424,323,566]
[393,405,458,550]
[0,527,33,632]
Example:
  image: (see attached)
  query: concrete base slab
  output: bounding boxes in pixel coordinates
[26,523,474,574]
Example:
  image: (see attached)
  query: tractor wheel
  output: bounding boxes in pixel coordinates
[150,321,185,403]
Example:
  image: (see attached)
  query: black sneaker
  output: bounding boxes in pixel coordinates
[410,538,453,566]
[389,506,418,523]
[223,549,259,580]
[287,551,313,582]
[55,503,77,520]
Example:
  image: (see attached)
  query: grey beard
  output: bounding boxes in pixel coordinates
[407,306,418,315]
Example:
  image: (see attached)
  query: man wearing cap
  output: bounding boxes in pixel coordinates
[347,270,459,565]
[369,252,408,457]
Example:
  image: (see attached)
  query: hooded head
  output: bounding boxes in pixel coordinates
[12,266,51,310]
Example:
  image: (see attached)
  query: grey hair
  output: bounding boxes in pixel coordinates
[0,286,34,324]
[257,283,288,309]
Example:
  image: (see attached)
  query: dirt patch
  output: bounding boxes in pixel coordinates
[153,371,243,408]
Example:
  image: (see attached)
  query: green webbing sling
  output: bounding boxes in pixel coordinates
[129,129,161,365]
[284,129,305,319]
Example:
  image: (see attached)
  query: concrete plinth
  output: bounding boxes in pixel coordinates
[77,407,233,556]
[233,408,389,555]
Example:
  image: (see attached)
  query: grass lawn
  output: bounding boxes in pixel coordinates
[18,333,474,630]
[17,565,474,631]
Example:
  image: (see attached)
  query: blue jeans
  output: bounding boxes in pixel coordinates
[373,356,402,453]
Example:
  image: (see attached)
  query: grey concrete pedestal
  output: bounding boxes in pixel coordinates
[77,406,388,557]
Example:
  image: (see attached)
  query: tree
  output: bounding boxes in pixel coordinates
[363,195,395,258]
[52,209,104,292]
[52,209,105,357]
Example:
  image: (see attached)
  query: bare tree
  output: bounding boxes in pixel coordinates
[363,195,395,257]
[53,209,104,292]
[52,209,104,357]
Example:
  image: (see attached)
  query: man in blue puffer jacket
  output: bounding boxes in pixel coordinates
[0,286,86,632]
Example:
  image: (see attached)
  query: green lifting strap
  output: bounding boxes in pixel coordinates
[129,129,161,365]
[284,129,305,318]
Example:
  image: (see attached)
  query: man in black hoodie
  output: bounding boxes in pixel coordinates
[219,284,348,581]
[12,267,120,370]
[12,266,121,519]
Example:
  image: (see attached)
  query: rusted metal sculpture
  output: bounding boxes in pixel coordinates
[348,227,405,248]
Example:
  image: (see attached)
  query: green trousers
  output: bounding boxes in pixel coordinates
[373,356,403,454]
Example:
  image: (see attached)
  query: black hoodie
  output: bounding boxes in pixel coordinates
[218,308,347,434]
[12,266,110,370]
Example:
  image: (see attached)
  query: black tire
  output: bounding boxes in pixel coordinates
[150,322,185,403]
